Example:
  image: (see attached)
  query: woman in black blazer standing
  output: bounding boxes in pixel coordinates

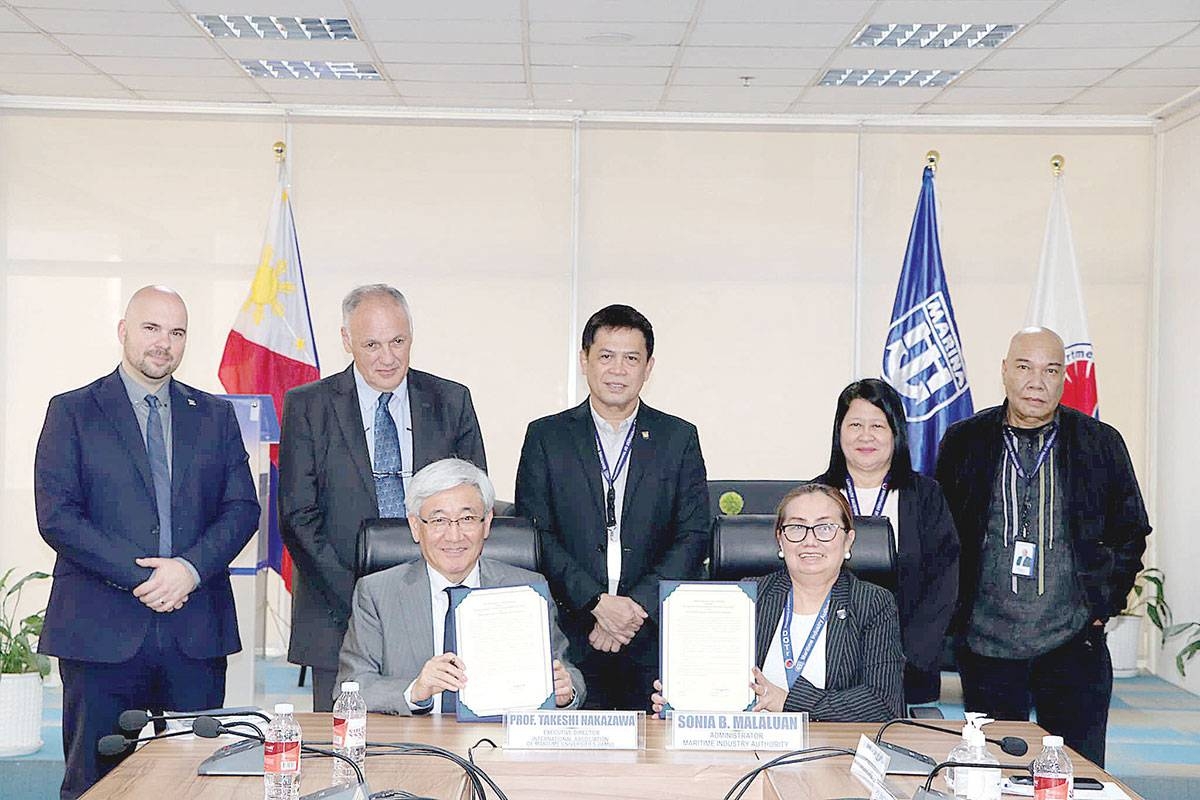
[815,378,960,707]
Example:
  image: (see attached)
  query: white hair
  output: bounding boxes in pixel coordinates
[341,284,413,331]
[406,458,494,516]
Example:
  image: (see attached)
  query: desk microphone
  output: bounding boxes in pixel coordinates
[97,728,192,757]
[875,717,1029,756]
[193,716,368,800]
[118,706,271,733]
[911,759,1031,800]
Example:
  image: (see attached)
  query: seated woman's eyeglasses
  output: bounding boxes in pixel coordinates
[419,515,484,533]
[778,522,842,543]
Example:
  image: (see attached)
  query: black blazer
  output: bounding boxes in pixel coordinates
[935,403,1150,630]
[278,364,486,669]
[814,471,959,674]
[755,569,904,722]
[514,400,709,629]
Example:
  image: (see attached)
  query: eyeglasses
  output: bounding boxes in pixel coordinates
[778,522,843,543]
[418,515,484,533]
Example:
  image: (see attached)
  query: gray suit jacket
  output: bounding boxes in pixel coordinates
[279,364,486,669]
[336,557,585,714]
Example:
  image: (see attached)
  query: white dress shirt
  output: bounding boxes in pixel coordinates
[403,562,482,714]
[589,400,639,596]
[762,611,828,691]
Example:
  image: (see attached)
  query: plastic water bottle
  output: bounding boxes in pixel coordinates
[331,681,367,785]
[264,702,301,800]
[1032,735,1074,800]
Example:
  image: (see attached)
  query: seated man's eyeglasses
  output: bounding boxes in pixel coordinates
[418,515,485,533]
[778,522,842,543]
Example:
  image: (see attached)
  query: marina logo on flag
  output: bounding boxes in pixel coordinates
[1063,341,1098,417]
[883,291,970,422]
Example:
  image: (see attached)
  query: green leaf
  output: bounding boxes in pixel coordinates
[3,571,49,599]
[1176,640,1200,677]
[1147,605,1165,632]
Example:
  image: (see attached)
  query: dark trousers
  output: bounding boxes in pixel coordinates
[904,663,942,707]
[58,623,225,800]
[310,666,338,713]
[566,617,657,711]
[958,624,1111,767]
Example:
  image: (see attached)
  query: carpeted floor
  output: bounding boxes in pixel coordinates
[5,662,1198,799]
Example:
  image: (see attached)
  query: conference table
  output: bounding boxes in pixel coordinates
[84,714,1143,800]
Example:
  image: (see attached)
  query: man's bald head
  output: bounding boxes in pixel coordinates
[1002,326,1066,428]
[118,286,188,391]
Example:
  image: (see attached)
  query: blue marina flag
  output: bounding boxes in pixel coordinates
[881,165,973,475]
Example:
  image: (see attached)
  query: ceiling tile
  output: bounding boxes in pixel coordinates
[790,101,925,114]
[361,19,521,43]
[253,78,396,96]
[0,73,133,96]
[1135,46,1200,68]
[529,21,686,46]
[0,54,93,74]
[0,33,69,54]
[266,93,401,106]
[868,1,1056,24]
[13,0,176,9]
[373,42,524,63]
[385,63,525,82]
[801,84,944,103]
[527,0,697,22]
[531,65,669,84]
[680,46,832,68]
[1042,0,1200,23]
[349,0,522,20]
[18,9,201,36]
[1012,22,1190,48]
[702,0,873,23]
[1072,85,1192,104]
[673,67,817,87]
[918,103,1059,114]
[983,47,1151,69]
[135,89,271,101]
[531,44,676,67]
[1104,67,1200,86]
[534,84,664,102]
[396,80,529,99]
[117,75,259,92]
[955,68,1110,88]
[55,33,221,57]
[0,8,36,32]
[688,22,857,48]
[214,39,372,61]
[668,84,801,104]
[930,86,1082,103]
[404,95,533,108]
[1173,26,1200,45]
[1050,102,1161,115]
[661,97,792,112]
[84,56,244,77]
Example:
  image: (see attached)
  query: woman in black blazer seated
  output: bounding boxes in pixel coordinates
[654,483,904,722]
[815,378,960,706]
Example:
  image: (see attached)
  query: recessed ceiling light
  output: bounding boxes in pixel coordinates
[195,15,358,40]
[852,23,1021,49]
[239,60,381,80]
[819,68,959,88]
[583,32,635,44]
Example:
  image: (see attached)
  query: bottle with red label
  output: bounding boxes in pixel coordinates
[1032,734,1074,800]
[264,702,301,800]
[331,681,367,785]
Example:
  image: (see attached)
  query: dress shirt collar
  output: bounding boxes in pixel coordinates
[588,398,639,436]
[353,366,409,418]
[118,364,171,410]
[427,560,482,594]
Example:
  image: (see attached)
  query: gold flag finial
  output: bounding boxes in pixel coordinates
[273,140,286,163]
[926,150,940,171]
[1050,154,1065,176]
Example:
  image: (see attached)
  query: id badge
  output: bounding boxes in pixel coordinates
[1011,540,1037,578]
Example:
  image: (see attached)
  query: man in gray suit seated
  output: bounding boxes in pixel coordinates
[337,458,585,713]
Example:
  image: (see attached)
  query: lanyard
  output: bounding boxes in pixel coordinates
[594,420,637,530]
[781,588,832,689]
[844,476,890,517]
[1003,425,1058,481]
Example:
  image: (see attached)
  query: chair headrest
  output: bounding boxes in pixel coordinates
[709,514,897,592]
[355,516,540,578]
[707,480,801,516]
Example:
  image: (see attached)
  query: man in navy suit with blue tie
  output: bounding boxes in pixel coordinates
[34,286,259,799]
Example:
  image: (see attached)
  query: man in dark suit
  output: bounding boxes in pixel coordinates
[337,458,583,714]
[515,304,709,710]
[34,286,259,800]
[279,284,486,711]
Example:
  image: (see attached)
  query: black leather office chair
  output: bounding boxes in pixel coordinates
[707,480,802,516]
[709,514,898,593]
[355,515,541,578]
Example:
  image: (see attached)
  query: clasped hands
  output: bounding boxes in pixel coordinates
[132,557,196,613]
[588,593,648,653]
[411,654,577,707]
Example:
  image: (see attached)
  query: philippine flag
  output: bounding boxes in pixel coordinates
[1026,171,1099,418]
[219,166,320,589]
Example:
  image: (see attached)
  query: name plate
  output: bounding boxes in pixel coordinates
[503,710,645,750]
[666,711,809,751]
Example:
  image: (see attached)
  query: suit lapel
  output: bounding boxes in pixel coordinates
[331,365,376,506]
[755,571,789,667]
[620,403,654,521]
[398,562,435,665]
[569,401,605,517]
[169,380,200,503]
[824,573,854,690]
[92,369,155,498]
[409,371,437,471]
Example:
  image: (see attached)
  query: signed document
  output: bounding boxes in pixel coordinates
[660,581,757,713]
[450,583,555,722]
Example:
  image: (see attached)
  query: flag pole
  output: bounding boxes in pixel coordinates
[1051,153,1064,177]
[925,149,939,172]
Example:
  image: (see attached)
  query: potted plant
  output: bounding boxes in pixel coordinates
[0,568,50,757]
[1107,568,1167,678]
